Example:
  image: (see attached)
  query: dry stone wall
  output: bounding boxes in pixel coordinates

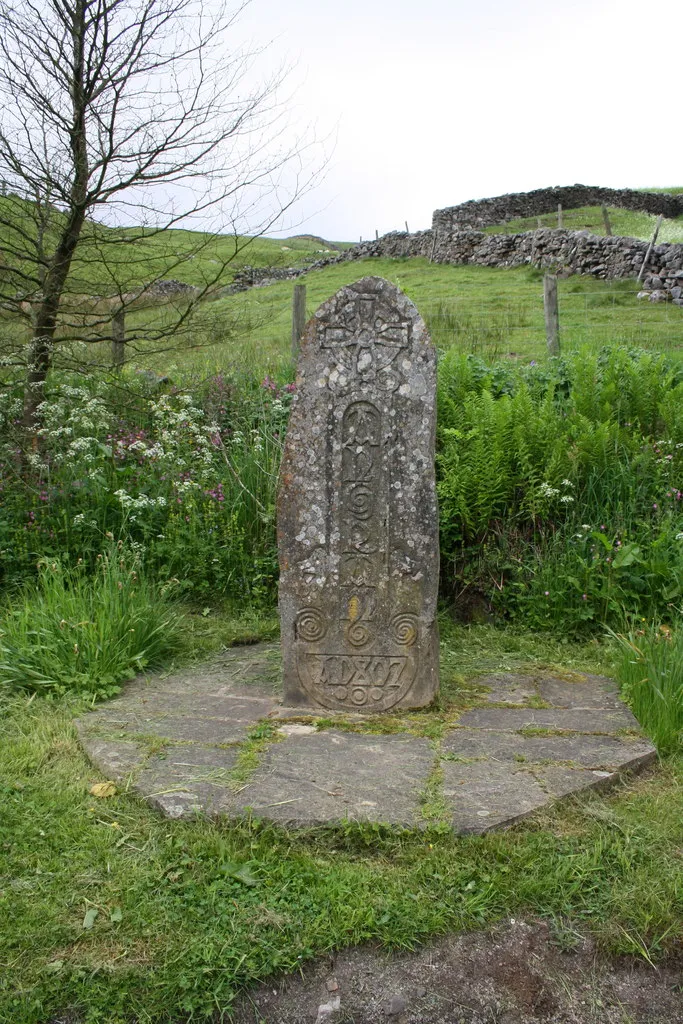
[222,187,683,296]
[432,185,683,232]
[294,228,683,287]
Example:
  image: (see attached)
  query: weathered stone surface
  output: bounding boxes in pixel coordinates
[532,765,618,798]
[277,277,439,713]
[442,762,549,833]
[536,674,623,710]
[456,707,640,734]
[477,673,539,705]
[237,730,433,826]
[442,728,656,771]
[79,706,271,745]
[75,735,147,780]
[136,744,239,819]
[75,643,658,831]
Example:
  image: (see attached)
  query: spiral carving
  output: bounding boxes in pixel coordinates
[295,607,326,643]
[391,613,418,647]
[346,620,372,648]
[347,483,373,520]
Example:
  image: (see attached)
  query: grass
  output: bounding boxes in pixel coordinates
[482,204,683,245]
[612,625,683,753]
[0,193,348,295]
[0,618,681,1024]
[124,259,683,379]
[0,549,180,701]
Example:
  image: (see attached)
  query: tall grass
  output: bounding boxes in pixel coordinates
[612,625,683,754]
[0,547,180,699]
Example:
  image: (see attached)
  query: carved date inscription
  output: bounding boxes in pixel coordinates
[301,653,407,708]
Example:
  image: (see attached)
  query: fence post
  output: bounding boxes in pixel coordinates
[637,215,663,282]
[291,283,306,362]
[601,204,612,236]
[112,307,125,369]
[405,220,409,234]
[557,204,563,229]
[544,274,560,356]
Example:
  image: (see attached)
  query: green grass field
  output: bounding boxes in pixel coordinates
[134,259,683,379]
[483,204,683,245]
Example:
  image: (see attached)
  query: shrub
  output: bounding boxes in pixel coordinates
[436,347,683,632]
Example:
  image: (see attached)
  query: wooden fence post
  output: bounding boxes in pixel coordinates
[637,215,663,282]
[375,229,379,240]
[557,204,563,229]
[601,204,612,236]
[544,274,560,356]
[405,220,409,234]
[291,283,306,362]
[112,308,125,369]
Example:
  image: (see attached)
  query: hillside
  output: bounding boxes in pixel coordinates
[482,205,683,244]
[0,193,346,295]
[125,258,683,379]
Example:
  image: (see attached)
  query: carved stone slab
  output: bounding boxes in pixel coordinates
[277,276,439,712]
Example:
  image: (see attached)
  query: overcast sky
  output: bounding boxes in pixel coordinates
[235,0,683,241]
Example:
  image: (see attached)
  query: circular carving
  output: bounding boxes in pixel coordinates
[334,686,348,701]
[391,613,419,647]
[370,687,384,702]
[347,484,373,520]
[351,688,368,706]
[295,607,326,643]
[346,621,372,648]
[377,369,400,392]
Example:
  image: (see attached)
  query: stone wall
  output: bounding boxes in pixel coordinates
[220,188,683,296]
[293,228,683,285]
[432,185,683,233]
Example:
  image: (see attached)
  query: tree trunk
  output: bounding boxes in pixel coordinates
[21,0,89,433]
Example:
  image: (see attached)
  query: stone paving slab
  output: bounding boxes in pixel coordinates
[441,728,656,770]
[75,645,658,832]
[237,730,433,827]
[456,706,640,734]
[478,673,540,705]
[76,694,277,744]
[477,672,623,710]
[77,735,148,780]
[136,745,241,819]
[442,762,550,833]
[536,675,623,710]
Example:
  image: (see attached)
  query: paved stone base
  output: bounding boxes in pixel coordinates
[75,645,657,831]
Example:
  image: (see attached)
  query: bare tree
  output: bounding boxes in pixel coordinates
[0,0,314,429]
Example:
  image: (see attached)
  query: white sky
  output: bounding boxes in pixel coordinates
[235,0,683,241]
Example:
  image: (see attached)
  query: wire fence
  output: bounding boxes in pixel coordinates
[419,287,683,362]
